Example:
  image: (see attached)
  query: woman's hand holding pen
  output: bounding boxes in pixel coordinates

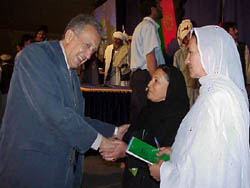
[148,147,172,182]
[156,147,172,156]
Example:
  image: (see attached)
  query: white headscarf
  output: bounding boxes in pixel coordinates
[193,25,248,106]
[112,31,125,42]
[160,25,250,188]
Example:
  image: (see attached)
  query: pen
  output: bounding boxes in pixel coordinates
[154,137,160,150]
[142,129,145,140]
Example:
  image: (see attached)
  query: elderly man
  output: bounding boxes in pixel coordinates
[0,15,128,188]
[104,31,130,86]
[173,19,199,106]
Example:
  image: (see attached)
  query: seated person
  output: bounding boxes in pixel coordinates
[100,65,189,188]
[149,26,250,187]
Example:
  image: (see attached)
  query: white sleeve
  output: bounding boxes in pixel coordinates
[160,161,180,187]
[160,90,250,188]
[142,23,160,56]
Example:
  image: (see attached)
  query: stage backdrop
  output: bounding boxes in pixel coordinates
[94,0,116,61]
[97,0,249,61]
[118,0,222,61]
[224,0,250,50]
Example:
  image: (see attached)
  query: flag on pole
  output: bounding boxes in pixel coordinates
[158,0,177,53]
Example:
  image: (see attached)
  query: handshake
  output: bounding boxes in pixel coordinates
[99,124,130,161]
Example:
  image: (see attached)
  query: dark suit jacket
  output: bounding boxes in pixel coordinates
[0,41,115,188]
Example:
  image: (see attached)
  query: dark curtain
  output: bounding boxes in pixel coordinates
[83,91,131,125]
[116,0,249,58]
[116,0,142,35]
[116,0,249,42]
[116,0,126,32]
[116,0,184,36]
[224,0,250,49]
[183,0,221,26]
[124,0,143,35]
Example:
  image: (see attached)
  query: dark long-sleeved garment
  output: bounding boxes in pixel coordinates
[122,66,189,188]
[0,41,115,188]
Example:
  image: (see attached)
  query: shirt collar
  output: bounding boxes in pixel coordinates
[59,40,70,70]
[143,17,160,29]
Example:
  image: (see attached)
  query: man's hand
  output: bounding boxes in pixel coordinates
[99,137,116,155]
[101,139,127,161]
[116,124,130,140]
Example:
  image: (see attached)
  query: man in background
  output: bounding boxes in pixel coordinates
[34,25,48,42]
[104,31,130,86]
[130,0,165,123]
[222,22,250,90]
[15,34,34,61]
[173,19,199,107]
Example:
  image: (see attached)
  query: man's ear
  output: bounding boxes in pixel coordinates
[150,7,156,16]
[65,29,75,43]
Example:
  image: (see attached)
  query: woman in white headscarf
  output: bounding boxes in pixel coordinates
[149,25,250,188]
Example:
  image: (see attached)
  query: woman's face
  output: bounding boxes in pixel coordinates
[147,69,169,102]
[185,36,207,78]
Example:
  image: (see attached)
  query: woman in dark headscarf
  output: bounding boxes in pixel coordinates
[127,65,189,146]
[101,65,189,188]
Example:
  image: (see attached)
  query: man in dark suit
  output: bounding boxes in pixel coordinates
[0,14,128,188]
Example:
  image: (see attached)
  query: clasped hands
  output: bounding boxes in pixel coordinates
[99,138,127,161]
[99,124,172,183]
[99,124,129,161]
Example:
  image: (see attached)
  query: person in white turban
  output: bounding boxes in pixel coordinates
[149,25,250,188]
[104,31,130,86]
[173,19,199,107]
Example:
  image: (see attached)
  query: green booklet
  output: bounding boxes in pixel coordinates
[126,136,170,164]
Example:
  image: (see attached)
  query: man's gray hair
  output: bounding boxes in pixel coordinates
[64,14,104,39]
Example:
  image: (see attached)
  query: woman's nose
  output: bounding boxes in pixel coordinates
[185,53,190,65]
[147,80,152,88]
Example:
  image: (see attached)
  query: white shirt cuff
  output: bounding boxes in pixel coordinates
[91,133,102,150]
[113,127,118,138]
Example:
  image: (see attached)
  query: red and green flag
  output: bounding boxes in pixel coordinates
[158,0,177,54]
